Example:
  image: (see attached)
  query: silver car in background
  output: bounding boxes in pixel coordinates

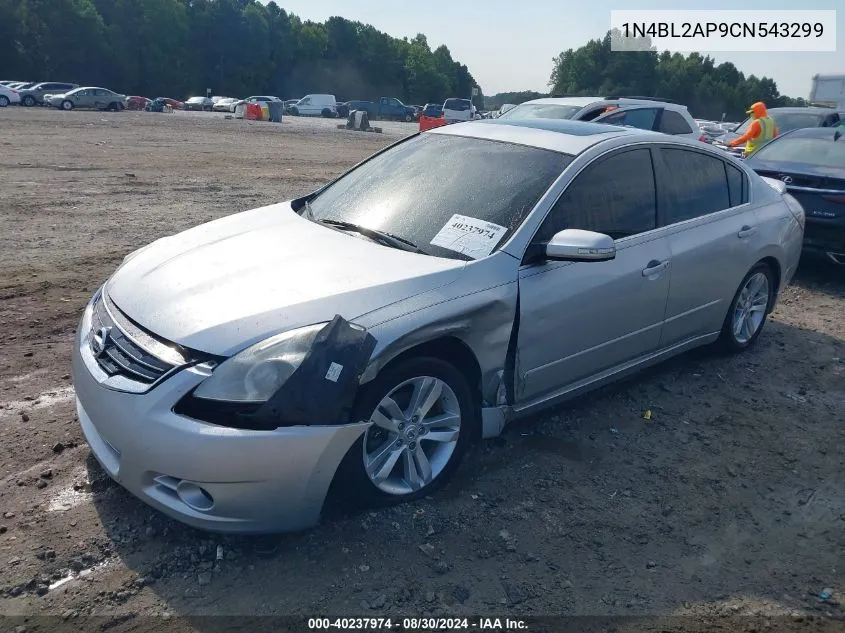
[73,119,804,533]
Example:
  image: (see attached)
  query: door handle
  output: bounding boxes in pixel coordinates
[737,225,757,238]
[642,260,670,277]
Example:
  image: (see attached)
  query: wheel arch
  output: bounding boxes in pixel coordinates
[362,336,484,439]
[756,255,782,313]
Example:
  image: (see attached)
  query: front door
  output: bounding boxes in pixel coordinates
[516,148,671,403]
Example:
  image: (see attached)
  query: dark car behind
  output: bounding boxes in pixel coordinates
[745,127,845,265]
[716,107,844,157]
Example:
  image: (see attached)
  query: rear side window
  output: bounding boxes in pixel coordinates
[534,148,657,244]
[600,108,660,131]
[659,110,694,134]
[444,99,470,111]
[658,149,732,224]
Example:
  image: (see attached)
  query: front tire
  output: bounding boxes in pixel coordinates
[334,357,476,508]
[61,100,73,111]
[404,113,413,122]
[717,262,774,353]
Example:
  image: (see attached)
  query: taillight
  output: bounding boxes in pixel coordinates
[783,193,806,230]
[699,134,707,142]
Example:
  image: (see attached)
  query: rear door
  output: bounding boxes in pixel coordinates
[652,145,758,347]
[516,147,672,402]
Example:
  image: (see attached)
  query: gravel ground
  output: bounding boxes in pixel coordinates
[1,107,844,632]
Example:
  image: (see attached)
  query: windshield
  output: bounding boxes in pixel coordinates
[498,103,583,120]
[187,97,203,103]
[735,112,825,135]
[753,135,845,168]
[304,134,572,260]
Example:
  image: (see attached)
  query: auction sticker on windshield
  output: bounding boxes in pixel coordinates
[430,214,508,259]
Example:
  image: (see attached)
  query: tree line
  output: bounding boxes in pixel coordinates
[0,0,484,107]
[487,30,807,121]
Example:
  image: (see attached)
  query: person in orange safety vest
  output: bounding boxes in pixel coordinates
[729,101,778,156]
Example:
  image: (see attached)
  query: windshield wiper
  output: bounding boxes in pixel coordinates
[316,219,425,254]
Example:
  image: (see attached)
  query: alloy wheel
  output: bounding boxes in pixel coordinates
[732,272,769,344]
[362,376,462,496]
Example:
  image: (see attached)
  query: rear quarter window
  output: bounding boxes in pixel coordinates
[659,110,694,134]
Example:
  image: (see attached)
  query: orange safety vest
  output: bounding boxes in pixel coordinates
[745,116,775,155]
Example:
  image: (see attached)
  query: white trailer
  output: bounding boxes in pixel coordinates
[809,74,845,108]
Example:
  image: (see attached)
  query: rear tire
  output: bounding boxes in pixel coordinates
[331,357,476,510]
[61,100,73,111]
[404,114,413,122]
[717,263,774,353]
[22,95,36,107]
[0,96,8,107]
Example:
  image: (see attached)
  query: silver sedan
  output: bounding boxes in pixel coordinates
[72,119,805,533]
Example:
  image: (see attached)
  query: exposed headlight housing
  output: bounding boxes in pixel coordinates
[192,323,327,403]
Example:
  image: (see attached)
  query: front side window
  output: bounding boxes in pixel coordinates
[532,148,657,249]
[305,134,573,260]
[657,148,732,224]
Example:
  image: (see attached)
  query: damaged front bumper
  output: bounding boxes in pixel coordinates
[72,304,372,533]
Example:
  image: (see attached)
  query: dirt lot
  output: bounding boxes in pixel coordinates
[1,107,844,632]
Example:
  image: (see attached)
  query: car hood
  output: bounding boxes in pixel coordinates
[105,203,466,356]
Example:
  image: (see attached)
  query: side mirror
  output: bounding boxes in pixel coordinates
[545,229,616,262]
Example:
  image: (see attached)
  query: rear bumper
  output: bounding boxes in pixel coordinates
[803,219,845,264]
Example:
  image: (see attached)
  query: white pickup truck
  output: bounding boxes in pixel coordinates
[809,74,845,108]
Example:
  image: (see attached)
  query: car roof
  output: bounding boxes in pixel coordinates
[771,126,844,139]
[767,107,838,115]
[520,96,690,111]
[428,118,656,155]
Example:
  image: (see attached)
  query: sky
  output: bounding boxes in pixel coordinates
[264,0,842,99]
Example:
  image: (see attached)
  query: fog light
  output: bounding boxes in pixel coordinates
[176,481,214,511]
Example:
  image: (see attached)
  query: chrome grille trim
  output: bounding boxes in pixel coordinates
[102,288,188,366]
[90,293,178,384]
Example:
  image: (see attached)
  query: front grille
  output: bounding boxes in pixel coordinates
[89,294,178,384]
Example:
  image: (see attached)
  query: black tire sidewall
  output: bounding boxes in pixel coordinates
[334,356,477,508]
[23,96,35,106]
[62,101,72,110]
[719,263,774,352]
[0,96,8,107]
